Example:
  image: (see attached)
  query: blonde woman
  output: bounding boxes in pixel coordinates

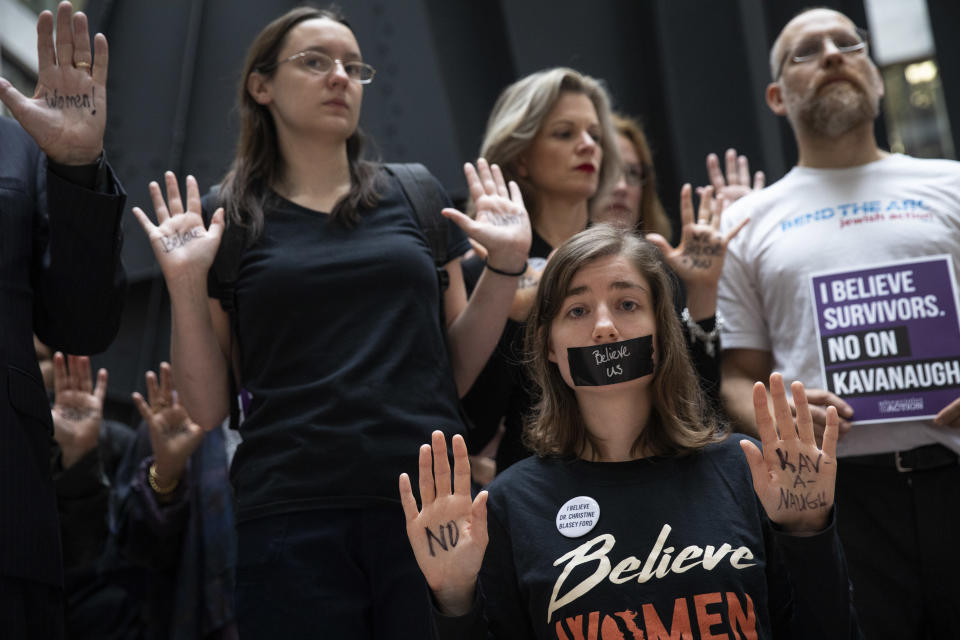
[462,73,743,474]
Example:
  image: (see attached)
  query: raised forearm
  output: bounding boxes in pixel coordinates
[685,282,718,322]
[57,436,99,470]
[721,370,761,437]
[119,457,191,571]
[509,280,538,323]
[168,276,230,429]
[447,268,521,397]
[721,348,775,437]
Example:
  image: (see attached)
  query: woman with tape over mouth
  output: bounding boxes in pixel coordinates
[461,74,751,478]
[401,225,860,639]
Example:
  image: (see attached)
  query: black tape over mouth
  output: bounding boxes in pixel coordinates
[567,335,654,386]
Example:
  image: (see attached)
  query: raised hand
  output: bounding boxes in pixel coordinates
[741,373,838,533]
[399,431,488,616]
[51,352,107,469]
[131,172,225,281]
[706,148,765,208]
[131,362,206,491]
[0,2,108,165]
[443,159,531,275]
[646,184,748,319]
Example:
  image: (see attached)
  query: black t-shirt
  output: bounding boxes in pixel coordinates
[434,437,858,639]
[208,173,470,521]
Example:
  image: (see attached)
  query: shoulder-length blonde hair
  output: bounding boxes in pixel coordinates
[611,114,672,242]
[524,225,724,458]
[476,68,619,220]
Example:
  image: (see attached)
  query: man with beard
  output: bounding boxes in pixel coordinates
[717,8,960,637]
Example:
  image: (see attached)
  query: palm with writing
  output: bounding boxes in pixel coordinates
[0,2,108,165]
[443,159,531,275]
[131,362,206,491]
[132,172,225,282]
[400,431,489,616]
[706,148,765,211]
[647,184,748,291]
[741,373,838,533]
[51,352,107,469]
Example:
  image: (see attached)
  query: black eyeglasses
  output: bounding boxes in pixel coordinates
[775,27,869,80]
[263,50,376,84]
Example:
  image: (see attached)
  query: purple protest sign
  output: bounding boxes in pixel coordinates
[809,255,960,423]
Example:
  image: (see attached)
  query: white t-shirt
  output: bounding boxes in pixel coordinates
[719,154,960,456]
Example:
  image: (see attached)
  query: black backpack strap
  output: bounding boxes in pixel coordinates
[384,162,451,275]
[206,186,244,303]
[384,163,477,432]
[211,225,245,306]
[384,162,453,341]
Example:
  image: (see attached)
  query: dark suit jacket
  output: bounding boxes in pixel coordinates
[0,116,126,587]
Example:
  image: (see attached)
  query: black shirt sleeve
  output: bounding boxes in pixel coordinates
[54,445,109,570]
[33,150,126,354]
[55,420,136,570]
[765,509,862,639]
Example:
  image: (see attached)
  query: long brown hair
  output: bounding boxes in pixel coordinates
[611,114,672,242]
[218,5,382,242]
[476,68,620,220]
[524,225,724,458]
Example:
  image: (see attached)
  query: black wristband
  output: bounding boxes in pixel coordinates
[484,259,526,277]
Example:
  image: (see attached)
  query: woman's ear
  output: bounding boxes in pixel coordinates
[247,71,273,106]
[547,337,558,364]
[515,153,529,178]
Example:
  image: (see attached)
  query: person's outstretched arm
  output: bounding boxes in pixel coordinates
[743,373,861,638]
[440,159,531,397]
[1,2,126,353]
[132,172,231,430]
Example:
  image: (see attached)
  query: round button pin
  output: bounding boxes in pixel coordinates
[555,496,600,538]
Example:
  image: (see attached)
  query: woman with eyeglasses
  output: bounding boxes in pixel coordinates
[461,74,748,476]
[588,114,672,237]
[131,6,529,637]
[401,225,858,639]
